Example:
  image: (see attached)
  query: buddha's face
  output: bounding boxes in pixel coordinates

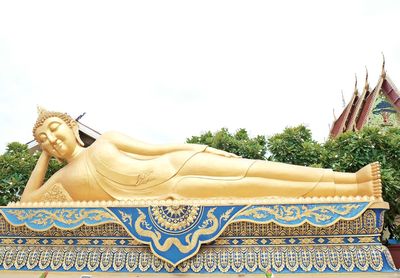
[35,117,78,159]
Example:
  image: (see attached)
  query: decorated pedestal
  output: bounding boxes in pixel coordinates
[0,197,397,274]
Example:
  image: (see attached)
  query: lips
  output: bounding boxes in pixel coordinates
[52,141,64,155]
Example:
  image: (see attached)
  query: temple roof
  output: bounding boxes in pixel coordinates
[329,66,400,138]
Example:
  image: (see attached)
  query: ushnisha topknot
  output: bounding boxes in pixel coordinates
[33,106,77,142]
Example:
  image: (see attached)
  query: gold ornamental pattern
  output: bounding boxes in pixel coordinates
[4,208,115,228]
[239,204,361,223]
[0,245,395,272]
[150,205,201,232]
[135,207,218,254]
[0,209,381,237]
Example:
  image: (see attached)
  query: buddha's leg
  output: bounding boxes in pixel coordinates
[180,153,331,181]
[176,153,381,198]
[302,162,381,198]
[330,162,381,197]
[249,161,381,196]
[248,161,358,196]
[356,162,382,197]
[172,176,338,198]
[175,155,331,198]
[248,160,333,182]
[172,175,378,198]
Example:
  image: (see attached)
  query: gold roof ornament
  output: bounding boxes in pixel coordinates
[381,52,386,78]
[364,66,369,90]
[341,90,346,108]
[354,74,358,96]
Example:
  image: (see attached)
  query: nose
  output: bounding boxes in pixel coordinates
[46,132,57,144]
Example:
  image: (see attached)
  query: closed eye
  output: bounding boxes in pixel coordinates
[49,122,61,132]
[39,133,48,143]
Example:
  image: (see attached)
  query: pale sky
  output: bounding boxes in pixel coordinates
[1,0,400,152]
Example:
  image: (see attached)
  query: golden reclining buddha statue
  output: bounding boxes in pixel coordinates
[20,108,383,203]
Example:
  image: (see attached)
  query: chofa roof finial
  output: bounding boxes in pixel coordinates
[354,74,358,95]
[381,52,386,78]
[364,66,369,89]
[341,90,346,108]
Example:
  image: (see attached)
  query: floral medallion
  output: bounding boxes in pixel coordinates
[149,205,202,233]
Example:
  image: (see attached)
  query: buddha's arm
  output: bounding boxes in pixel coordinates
[102,131,240,158]
[20,152,73,203]
[102,131,208,155]
[20,151,51,202]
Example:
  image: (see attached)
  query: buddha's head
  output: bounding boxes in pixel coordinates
[33,107,84,160]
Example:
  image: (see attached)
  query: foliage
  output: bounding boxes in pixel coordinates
[0,142,63,206]
[187,128,267,159]
[267,126,400,240]
[322,127,400,241]
[267,125,325,167]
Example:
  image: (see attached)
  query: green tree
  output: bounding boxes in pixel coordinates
[0,142,63,206]
[187,128,267,159]
[267,125,324,167]
[267,125,400,240]
[323,127,400,240]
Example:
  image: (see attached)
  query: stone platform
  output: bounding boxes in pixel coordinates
[0,197,397,274]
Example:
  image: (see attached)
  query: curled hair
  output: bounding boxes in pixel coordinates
[33,108,77,143]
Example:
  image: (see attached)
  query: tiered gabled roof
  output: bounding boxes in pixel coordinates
[330,62,400,139]
[329,81,360,138]
[347,73,370,131]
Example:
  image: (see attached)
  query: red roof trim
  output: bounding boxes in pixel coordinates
[330,71,400,139]
[381,77,400,110]
[344,95,361,132]
[330,94,357,138]
[356,90,376,130]
[330,112,348,137]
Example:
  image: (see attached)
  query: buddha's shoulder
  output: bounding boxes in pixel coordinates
[85,136,119,159]
[87,132,118,148]
[98,131,124,140]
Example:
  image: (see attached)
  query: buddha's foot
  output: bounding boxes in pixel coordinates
[356,162,382,199]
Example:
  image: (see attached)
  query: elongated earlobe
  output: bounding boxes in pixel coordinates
[73,126,85,147]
